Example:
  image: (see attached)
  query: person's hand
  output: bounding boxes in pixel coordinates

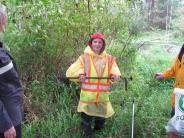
[110,75,121,82]
[59,76,70,87]
[4,126,16,138]
[79,74,86,82]
[155,73,164,80]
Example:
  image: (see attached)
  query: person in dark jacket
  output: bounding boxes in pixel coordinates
[0,5,23,138]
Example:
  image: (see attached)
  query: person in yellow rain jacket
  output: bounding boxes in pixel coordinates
[155,44,184,138]
[66,32,121,137]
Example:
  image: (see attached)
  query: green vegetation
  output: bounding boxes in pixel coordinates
[1,0,184,137]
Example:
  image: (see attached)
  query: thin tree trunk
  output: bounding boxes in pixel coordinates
[166,0,169,33]
[169,0,172,30]
[87,0,91,34]
[150,0,155,24]
[75,0,79,9]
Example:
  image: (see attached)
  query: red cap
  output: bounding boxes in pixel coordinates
[90,32,105,40]
[88,32,105,47]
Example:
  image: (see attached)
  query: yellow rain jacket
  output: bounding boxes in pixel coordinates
[66,46,121,118]
[163,56,184,107]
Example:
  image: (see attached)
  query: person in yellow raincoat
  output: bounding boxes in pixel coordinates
[155,44,184,138]
[66,32,121,137]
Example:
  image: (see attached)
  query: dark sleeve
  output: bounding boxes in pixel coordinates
[0,42,17,71]
[0,100,13,133]
[0,48,15,132]
[5,51,18,72]
[0,48,11,67]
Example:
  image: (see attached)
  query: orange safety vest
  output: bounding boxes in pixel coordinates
[80,54,115,103]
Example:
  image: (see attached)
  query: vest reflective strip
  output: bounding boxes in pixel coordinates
[82,84,97,90]
[80,100,109,104]
[107,55,111,65]
[99,85,109,90]
[82,81,109,86]
[108,55,114,73]
[0,61,13,75]
[82,84,109,91]
[84,54,89,77]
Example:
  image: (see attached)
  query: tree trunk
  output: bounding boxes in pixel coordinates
[87,0,91,34]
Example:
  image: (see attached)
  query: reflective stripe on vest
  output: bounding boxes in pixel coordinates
[84,54,89,78]
[99,85,109,91]
[81,83,109,92]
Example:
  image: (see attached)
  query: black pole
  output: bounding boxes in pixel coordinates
[58,76,132,80]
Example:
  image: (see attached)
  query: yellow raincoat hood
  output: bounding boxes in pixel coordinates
[84,46,107,58]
